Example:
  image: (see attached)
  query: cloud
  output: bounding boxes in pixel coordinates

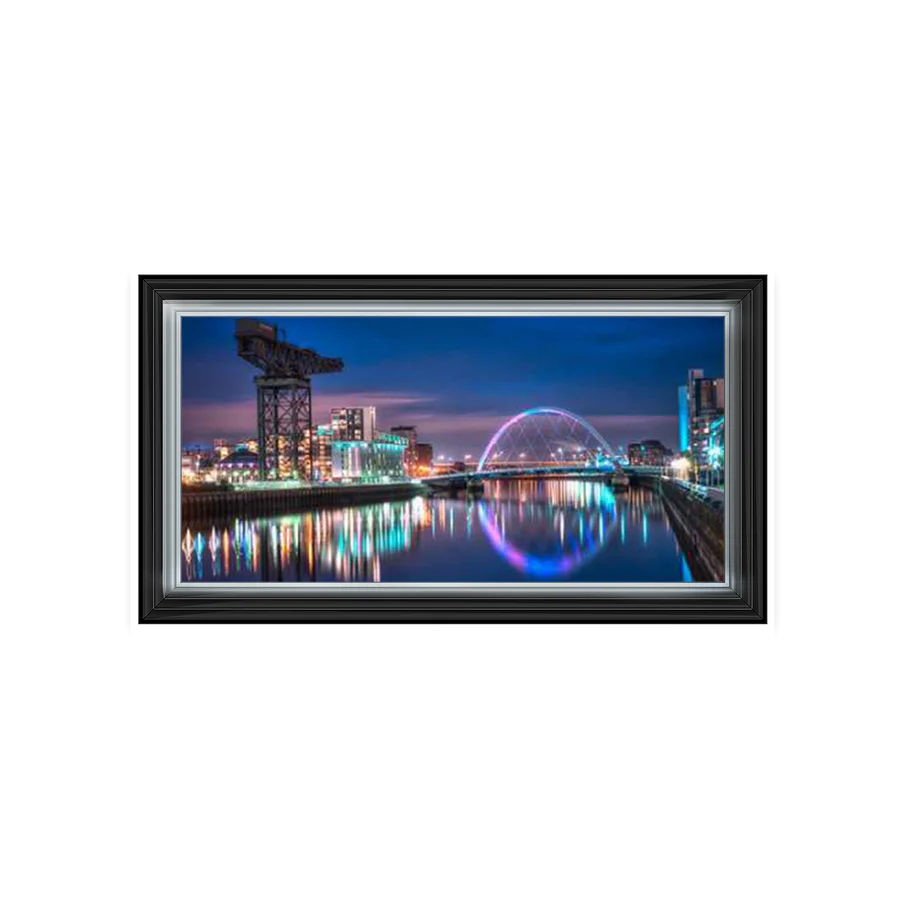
[586,414,678,429]
[393,412,681,457]
[181,392,435,444]
[181,398,257,443]
[311,392,434,422]
[585,415,679,450]
[182,393,680,455]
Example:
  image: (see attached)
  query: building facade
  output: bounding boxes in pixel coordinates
[706,415,725,486]
[677,385,690,454]
[682,368,725,466]
[627,440,673,467]
[331,406,377,442]
[331,432,408,482]
[216,449,259,484]
[311,425,334,482]
[390,426,418,476]
[181,446,219,483]
[415,442,434,474]
[212,438,233,460]
[181,450,203,483]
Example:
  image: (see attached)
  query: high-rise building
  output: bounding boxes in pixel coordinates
[331,407,376,441]
[685,368,704,427]
[681,369,725,465]
[677,385,690,454]
[695,376,724,413]
[390,426,418,475]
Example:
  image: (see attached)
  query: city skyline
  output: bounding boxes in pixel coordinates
[182,316,724,457]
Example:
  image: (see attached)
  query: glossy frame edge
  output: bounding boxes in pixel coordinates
[139,275,766,623]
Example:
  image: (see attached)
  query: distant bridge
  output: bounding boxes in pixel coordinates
[423,463,646,491]
[423,407,626,490]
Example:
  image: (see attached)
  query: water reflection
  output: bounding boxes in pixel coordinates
[181,478,695,583]
[477,479,617,577]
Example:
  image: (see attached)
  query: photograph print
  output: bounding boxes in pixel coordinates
[180,314,725,585]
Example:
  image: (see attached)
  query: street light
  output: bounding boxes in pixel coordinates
[708,445,722,488]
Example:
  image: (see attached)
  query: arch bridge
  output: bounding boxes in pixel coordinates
[424,407,622,488]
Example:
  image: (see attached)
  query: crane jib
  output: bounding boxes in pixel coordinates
[234,318,344,481]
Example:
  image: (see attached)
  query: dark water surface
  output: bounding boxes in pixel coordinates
[181,478,694,583]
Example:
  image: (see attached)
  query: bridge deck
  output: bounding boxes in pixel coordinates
[423,464,624,483]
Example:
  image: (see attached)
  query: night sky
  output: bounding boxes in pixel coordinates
[181,316,724,457]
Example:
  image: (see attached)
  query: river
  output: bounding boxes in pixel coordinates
[181,478,697,583]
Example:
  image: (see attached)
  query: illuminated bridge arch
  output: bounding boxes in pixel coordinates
[478,502,601,577]
[477,407,616,473]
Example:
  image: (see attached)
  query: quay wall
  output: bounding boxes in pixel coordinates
[634,475,725,582]
[182,481,427,523]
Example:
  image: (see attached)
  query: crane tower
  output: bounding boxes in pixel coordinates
[235,318,344,481]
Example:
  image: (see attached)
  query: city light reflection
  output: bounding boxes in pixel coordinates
[181,478,692,583]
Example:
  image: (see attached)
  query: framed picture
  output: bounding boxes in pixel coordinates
[139,275,766,623]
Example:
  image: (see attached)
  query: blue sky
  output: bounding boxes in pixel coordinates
[182,316,724,457]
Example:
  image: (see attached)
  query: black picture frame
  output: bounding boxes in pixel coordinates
[139,275,766,623]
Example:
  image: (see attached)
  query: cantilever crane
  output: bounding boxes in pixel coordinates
[235,318,344,481]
